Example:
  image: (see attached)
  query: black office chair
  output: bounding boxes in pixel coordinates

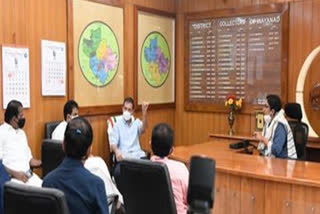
[41,139,65,177]
[45,121,61,139]
[285,103,309,160]
[4,181,70,214]
[119,159,177,214]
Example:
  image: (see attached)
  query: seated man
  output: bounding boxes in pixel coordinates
[254,94,297,159]
[0,100,42,187]
[43,117,109,214]
[52,100,79,140]
[109,97,149,182]
[52,100,123,206]
[150,123,189,214]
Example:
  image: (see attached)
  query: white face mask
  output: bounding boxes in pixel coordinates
[264,114,271,125]
[123,111,131,121]
[70,114,78,120]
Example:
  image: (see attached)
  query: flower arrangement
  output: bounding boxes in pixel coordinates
[225,95,243,110]
[225,95,243,136]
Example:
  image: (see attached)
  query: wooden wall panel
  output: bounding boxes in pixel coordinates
[175,0,320,146]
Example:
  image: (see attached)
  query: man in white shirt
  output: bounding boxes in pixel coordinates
[52,100,79,140]
[51,100,123,206]
[0,100,42,187]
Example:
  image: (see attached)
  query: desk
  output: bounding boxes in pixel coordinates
[210,133,320,162]
[171,140,320,214]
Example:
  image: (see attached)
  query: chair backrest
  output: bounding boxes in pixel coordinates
[120,159,177,214]
[4,181,70,214]
[284,103,303,121]
[288,121,309,160]
[107,115,123,141]
[41,139,65,177]
[45,121,61,139]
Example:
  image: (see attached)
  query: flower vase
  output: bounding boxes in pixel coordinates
[228,109,235,136]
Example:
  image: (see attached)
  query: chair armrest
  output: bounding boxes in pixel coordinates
[142,149,151,160]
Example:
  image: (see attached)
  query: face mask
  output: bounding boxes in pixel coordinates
[70,115,78,120]
[264,114,271,125]
[18,118,26,129]
[123,111,131,121]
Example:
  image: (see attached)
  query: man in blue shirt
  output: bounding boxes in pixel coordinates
[110,97,149,184]
[43,117,109,214]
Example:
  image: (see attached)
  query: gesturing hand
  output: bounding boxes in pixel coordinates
[142,102,149,115]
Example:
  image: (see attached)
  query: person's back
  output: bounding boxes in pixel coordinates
[150,123,188,214]
[43,117,109,214]
[43,157,107,214]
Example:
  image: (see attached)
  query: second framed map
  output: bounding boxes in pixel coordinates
[136,7,175,106]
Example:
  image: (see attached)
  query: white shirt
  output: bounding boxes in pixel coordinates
[0,123,6,159]
[1,123,32,172]
[52,121,67,141]
[85,156,123,204]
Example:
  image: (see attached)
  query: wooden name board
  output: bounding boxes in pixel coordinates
[185,4,288,113]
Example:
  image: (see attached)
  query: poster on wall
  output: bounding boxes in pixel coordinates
[137,9,175,105]
[70,0,124,110]
[41,40,66,96]
[2,46,30,109]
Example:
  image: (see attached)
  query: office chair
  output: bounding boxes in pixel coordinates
[187,156,216,214]
[119,158,177,214]
[41,139,65,177]
[4,181,70,214]
[285,103,309,160]
[107,115,123,174]
[45,121,61,139]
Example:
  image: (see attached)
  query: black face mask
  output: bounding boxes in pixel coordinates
[18,118,26,129]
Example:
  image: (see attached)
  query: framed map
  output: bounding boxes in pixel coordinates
[78,21,119,87]
[136,7,175,106]
[141,31,171,88]
[68,0,124,115]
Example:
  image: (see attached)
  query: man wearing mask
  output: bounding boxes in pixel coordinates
[0,100,42,186]
[110,97,149,183]
[52,100,79,140]
[254,94,297,159]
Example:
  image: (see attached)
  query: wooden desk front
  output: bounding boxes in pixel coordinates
[171,140,320,214]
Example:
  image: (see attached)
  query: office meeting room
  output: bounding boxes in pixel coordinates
[0,0,320,214]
